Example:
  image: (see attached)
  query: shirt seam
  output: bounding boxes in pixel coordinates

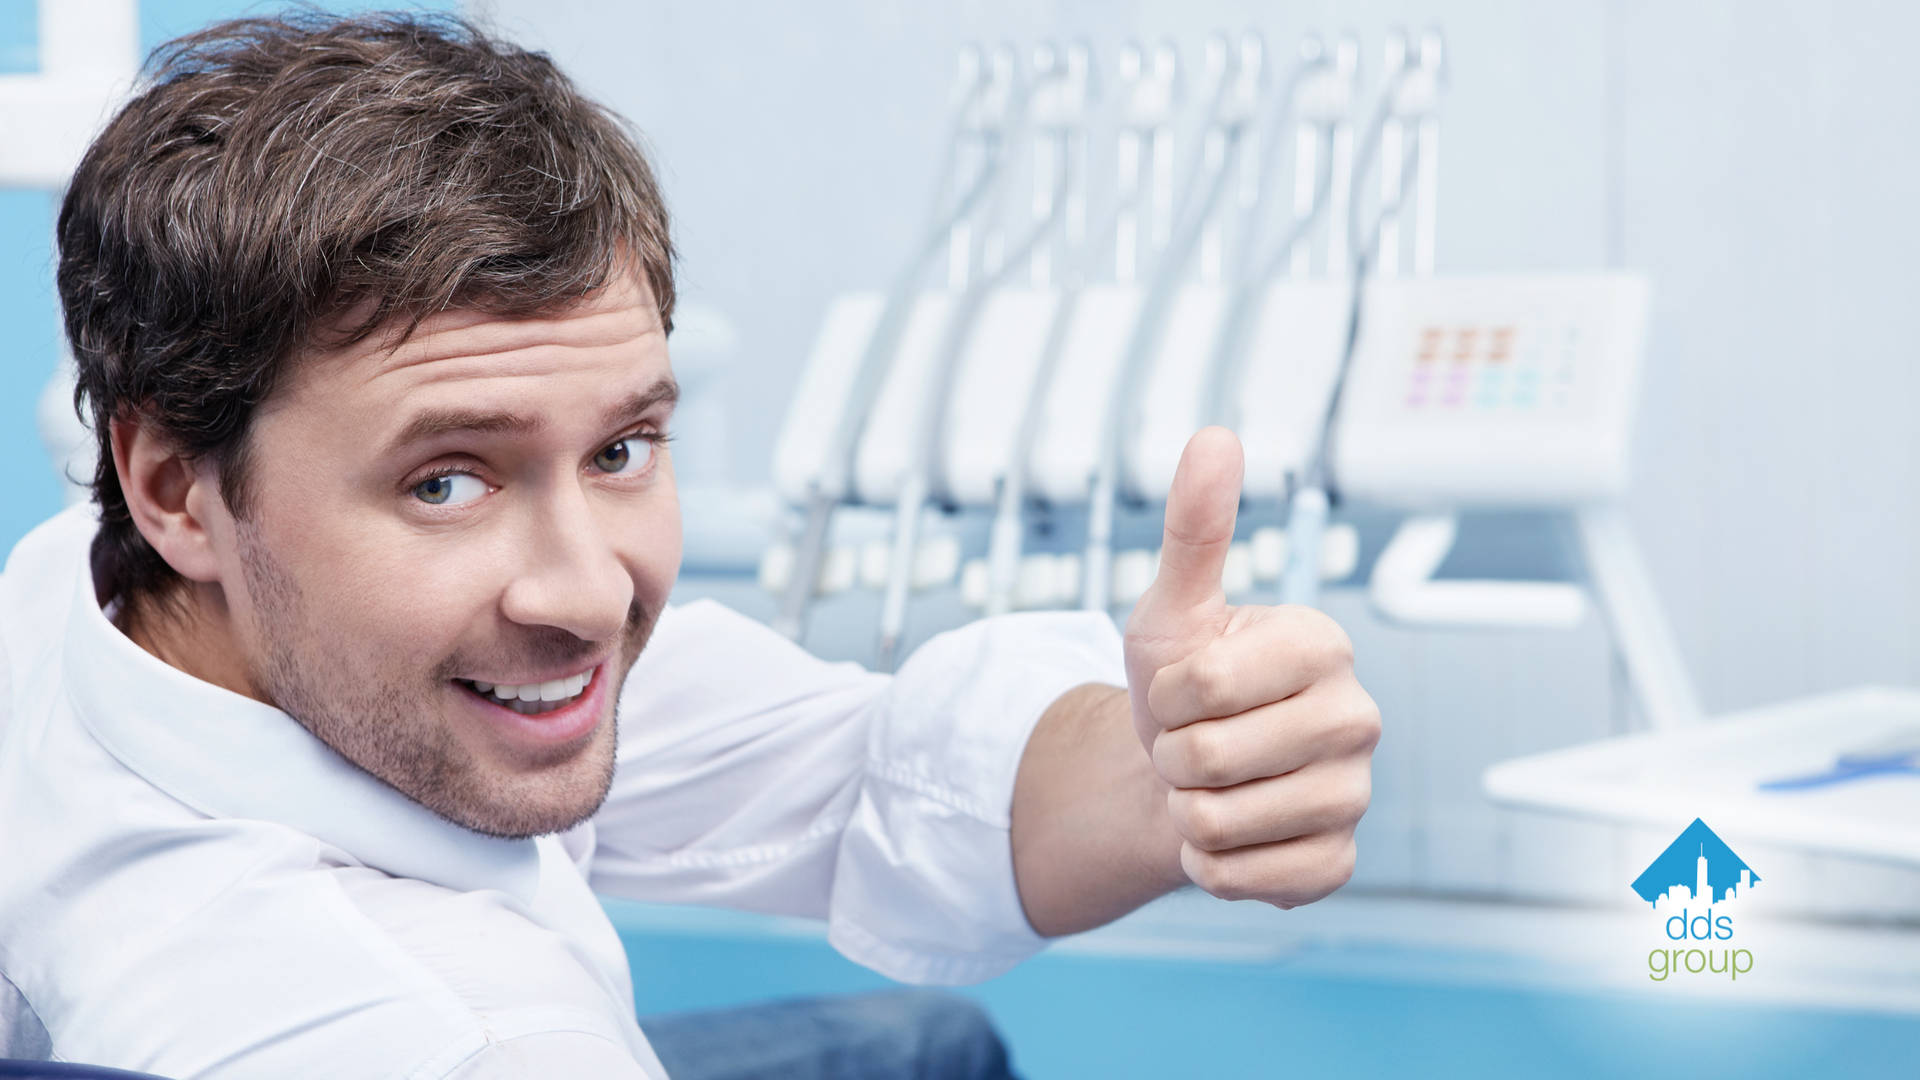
[865,663,1101,830]
[862,759,1006,826]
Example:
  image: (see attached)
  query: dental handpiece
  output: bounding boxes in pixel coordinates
[776,47,1011,644]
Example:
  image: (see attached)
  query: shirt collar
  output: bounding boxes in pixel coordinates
[59,522,542,901]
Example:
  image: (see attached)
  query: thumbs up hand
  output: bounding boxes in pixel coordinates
[1125,427,1380,908]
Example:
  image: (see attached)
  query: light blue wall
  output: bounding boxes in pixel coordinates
[0,1,34,69]
[0,0,56,552]
[0,187,59,555]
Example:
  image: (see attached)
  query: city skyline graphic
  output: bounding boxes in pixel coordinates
[1632,818,1759,907]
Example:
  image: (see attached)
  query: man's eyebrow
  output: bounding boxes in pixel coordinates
[386,408,545,454]
[603,378,680,432]
[384,378,680,455]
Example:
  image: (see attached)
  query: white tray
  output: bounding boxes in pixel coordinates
[1483,685,1920,865]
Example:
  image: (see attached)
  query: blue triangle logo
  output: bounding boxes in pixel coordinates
[1631,818,1759,906]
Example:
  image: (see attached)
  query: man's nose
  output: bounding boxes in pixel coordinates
[499,485,635,642]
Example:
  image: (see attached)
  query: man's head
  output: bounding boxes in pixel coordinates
[59,13,682,838]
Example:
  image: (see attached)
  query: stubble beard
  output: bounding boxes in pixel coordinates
[236,522,650,839]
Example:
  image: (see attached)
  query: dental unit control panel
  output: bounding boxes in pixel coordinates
[1335,274,1649,508]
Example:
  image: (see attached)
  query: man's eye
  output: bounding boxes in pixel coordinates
[594,437,654,475]
[413,473,487,506]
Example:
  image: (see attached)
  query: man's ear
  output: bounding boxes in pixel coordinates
[110,415,228,584]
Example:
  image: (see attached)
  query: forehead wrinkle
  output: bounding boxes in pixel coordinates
[300,268,664,388]
[372,305,665,377]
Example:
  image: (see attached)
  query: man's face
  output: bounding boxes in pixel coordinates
[210,272,680,838]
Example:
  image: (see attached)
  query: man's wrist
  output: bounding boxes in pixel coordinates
[1010,682,1188,938]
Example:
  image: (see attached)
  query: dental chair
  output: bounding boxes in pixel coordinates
[0,1063,173,1079]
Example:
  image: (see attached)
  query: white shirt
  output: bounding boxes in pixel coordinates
[0,505,1125,1078]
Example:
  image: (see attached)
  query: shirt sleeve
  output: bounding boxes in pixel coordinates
[588,600,1125,985]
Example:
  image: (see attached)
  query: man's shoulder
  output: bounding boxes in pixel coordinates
[0,504,98,679]
[1,503,97,584]
[6,819,642,1077]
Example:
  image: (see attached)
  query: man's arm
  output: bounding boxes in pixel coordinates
[595,596,1129,984]
[1011,428,1381,937]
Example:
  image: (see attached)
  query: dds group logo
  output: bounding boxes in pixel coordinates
[1633,818,1760,983]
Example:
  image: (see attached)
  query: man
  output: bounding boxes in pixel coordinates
[0,13,1379,1079]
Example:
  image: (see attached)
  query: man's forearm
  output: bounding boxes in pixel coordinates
[1009,683,1188,937]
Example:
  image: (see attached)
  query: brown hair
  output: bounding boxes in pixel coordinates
[58,10,675,603]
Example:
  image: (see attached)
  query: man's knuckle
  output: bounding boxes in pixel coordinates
[1342,770,1373,821]
[1187,724,1236,787]
[1354,695,1383,745]
[1269,839,1354,906]
[1330,688,1382,751]
[1328,626,1357,669]
[1309,831,1357,880]
[1297,837,1359,895]
[1188,649,1236,715]
[1325,838,1359,891]
[1283,607,1351,668]
[1191,851,1252,900]
[1180,790,1233,850]
[1165,786,1190,829]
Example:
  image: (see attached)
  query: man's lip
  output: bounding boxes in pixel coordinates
[455,659,611,744]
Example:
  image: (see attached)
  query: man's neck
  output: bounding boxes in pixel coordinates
[116,584,269,704]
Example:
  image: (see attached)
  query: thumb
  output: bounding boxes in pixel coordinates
[1143,426,1244,618]
[1125,427,1243,741]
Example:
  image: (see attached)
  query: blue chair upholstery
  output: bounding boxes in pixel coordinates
[0,1063,172,1079]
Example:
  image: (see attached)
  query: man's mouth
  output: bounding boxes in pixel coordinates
[460,669,595,716]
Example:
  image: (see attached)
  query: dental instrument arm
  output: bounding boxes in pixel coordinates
[877,70,1081,669]
[775,49,1012,642]
[980,43,1095,618]
[1282,31,1444,608]
[1083,37,1259,613]
[983,287,1078,616]
[875,48,1090,664]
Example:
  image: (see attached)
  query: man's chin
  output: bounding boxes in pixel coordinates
[420,714,620,840]
[437,799,603,841]
[423,756,617,840]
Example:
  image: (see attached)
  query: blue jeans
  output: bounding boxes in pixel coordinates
[639,990,1018,1080]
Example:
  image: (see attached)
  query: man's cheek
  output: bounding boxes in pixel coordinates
[344,557,494,671]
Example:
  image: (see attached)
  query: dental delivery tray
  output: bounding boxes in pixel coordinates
[1483,686,1920,866]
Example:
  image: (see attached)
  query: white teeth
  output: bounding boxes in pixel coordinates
[466,670,595,711]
